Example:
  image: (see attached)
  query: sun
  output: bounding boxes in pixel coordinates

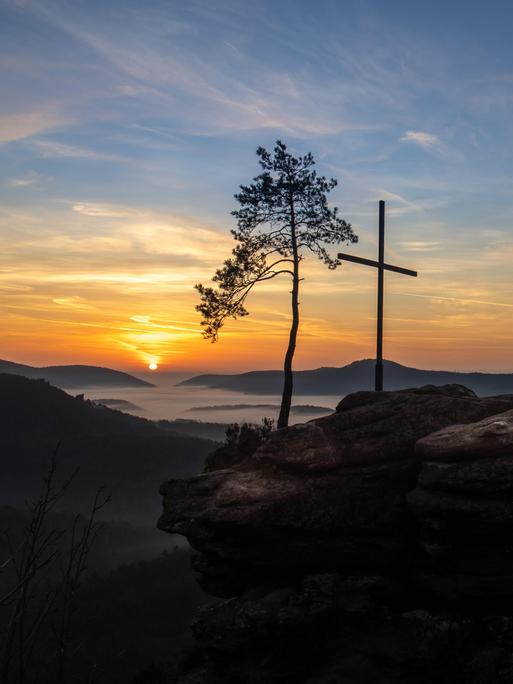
[148,362,158,371]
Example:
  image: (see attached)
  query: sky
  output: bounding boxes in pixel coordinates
[2,0,513,373]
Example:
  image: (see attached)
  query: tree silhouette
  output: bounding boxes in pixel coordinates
[196,141,357,428]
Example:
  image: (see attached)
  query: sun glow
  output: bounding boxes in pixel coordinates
[148,362,158,370]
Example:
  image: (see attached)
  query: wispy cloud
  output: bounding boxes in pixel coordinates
[398,241,441,252]
[71,203,136,218]
[400,130,442,150]
[10,1,387,138]
[31,140,125,161]
[9,171,46,188]
[52,296,93,311]
[0,109,69,143]
[399,292,513,309]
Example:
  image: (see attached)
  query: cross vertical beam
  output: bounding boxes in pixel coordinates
[375,200,385,391]
[337,200,418,392]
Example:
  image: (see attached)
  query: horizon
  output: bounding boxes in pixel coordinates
[3,1,513,373]
[6,356,513,377]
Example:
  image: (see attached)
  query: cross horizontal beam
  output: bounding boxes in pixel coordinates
[337,252,417,278]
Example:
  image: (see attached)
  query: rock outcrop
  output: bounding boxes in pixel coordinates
[157,385,513,683]
[410,410,513,600]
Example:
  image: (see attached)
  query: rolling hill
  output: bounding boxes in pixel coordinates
[0,374,215,523]
[0,359,154,388]
[179,358,513,397]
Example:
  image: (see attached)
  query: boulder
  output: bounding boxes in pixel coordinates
[409,409,513,599]
[159,386,513,596]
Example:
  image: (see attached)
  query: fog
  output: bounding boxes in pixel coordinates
[73,371,337,425]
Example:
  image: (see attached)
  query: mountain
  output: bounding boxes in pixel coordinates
[0,358,154,388]
[179,358,513,397]
[0,374,215,522]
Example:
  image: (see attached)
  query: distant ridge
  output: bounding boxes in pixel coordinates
[186,403,331,414]
[179,359,513,397]
[0,359,154,389]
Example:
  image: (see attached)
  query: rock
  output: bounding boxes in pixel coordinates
[160,458,416,595]
[159,386,513,597]
[409,409,513,600]
[171,580,513,684]
[256,385,511,472]
[416,410,513,464]
[189,574,407,684]
[156,386,513,683]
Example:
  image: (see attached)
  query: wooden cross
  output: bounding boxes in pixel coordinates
[338,200,418,391]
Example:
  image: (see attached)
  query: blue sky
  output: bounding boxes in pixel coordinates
[2,0,513,372]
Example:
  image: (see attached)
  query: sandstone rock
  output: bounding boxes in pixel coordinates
[170,580,513,684]
[159,386,513,597]
[157,386,513,683]
[160,459,416,584]
[188,574,407,684]
[416,409,513,464]
[256,384,509,472]
[409,409,513,599]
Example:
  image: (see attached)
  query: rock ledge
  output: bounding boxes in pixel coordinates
[158,385,513,683]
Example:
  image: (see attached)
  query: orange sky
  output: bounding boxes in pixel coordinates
[4,2,513,375]
[3,200,513,374]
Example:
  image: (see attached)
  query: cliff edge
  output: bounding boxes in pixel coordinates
[157,385,513,683]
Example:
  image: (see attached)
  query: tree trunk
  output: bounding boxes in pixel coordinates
[277,271,299,428]
[277,194,299,429]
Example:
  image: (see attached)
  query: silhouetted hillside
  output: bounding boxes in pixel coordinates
[0,358,154,388]
[0,506,175,576]
[157,419,229,442]
[0,374,215,522]
[0,536,205,684]
[179,359,513,396]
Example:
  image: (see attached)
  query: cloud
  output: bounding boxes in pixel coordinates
[52,296,93,311]
[31,140,125,161]
[0,202,232,293]
[399,292,513,309]
[371,189,424,217]
[11,178,38,187]
[9,171,46,187]
[398,241,441,252]
[0,110,69,143]
[114,84,158,97]
[67,199,228,239]
[72,203,135,218]
[400,130,441,150]
[12,1,381,138]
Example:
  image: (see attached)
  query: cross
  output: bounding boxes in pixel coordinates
[338,200,418,391]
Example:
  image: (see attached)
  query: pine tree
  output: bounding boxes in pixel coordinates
[196,141,357,428]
